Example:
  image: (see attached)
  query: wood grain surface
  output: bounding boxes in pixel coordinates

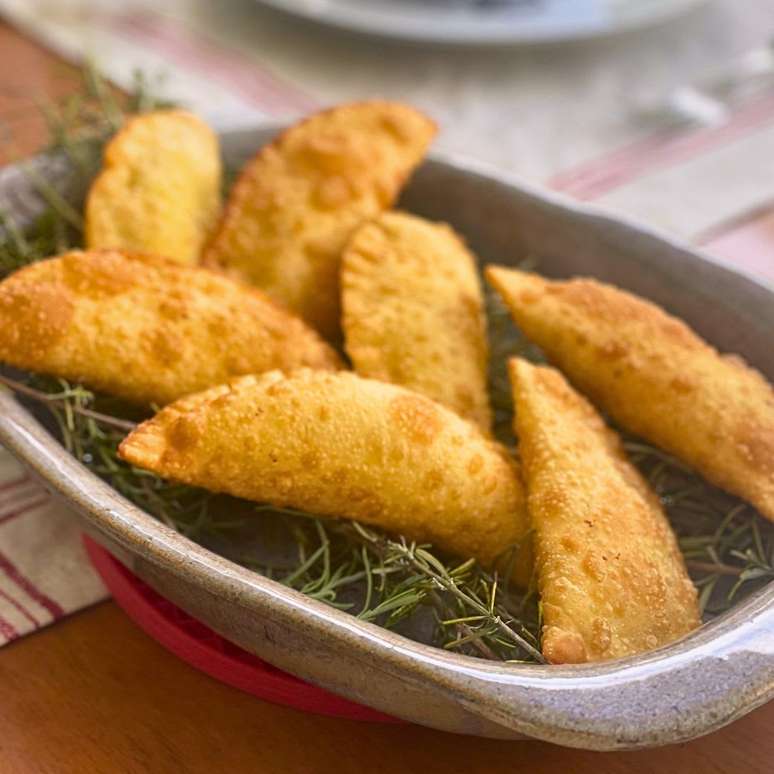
[1,603,771,774]
[0,17,772,774]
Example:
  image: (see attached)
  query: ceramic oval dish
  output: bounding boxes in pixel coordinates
[1,127,773,750]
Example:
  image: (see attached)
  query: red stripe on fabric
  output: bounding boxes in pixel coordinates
[0,551,64,619]
[549,127,679,192]
[0,473,29,494]
[699,202,774,283]
[550,89,774,200]
[0,482,46,511]
[0,481,39,500]
[0,586,40,627]
[0,612,17,641]
[0,497,50,526]
[696,198,774,245]
[112,11,318,115]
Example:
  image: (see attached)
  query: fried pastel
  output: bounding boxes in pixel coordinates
[509,358,699,664]
[202,102,436,339]
[488,266,774,523]
[341,212,491,432]
[119,370,529,573]
[0,250,341,406]
[85,109,221,264]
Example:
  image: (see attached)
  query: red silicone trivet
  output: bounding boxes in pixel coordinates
[82,535,400,723]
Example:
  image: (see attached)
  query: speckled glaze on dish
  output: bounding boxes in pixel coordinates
[1,128,773,750]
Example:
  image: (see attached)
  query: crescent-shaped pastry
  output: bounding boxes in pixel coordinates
[119,369,529,574]
[509,358,699,664]
[488,266,774,523]
[85,109,221,264]
[202,102,436,339]
[0,250,341,405]
[341,212,491,432]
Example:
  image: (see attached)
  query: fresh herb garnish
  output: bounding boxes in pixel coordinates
[1,67,772,665]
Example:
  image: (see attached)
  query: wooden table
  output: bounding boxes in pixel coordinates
[1,19,772,774]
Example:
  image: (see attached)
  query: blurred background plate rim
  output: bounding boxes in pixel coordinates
[251,0,712,46]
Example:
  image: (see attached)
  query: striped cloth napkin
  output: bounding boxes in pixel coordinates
[0,0,773,647]
[0,453,106,643]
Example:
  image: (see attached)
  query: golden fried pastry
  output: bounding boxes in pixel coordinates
[0,250,341,405]
[119,369,529,573]
[488,266,774,523]
[202,102,436,339]
[341,212,491,432]
[85,109,221,264]
[509,358,699,664]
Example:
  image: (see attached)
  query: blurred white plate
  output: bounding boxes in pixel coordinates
[254,0,711,45]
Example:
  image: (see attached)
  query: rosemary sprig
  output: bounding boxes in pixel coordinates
[0,373,136,432]
[2,370,543,661]
[627,443,774,615]
[248,509,544,662]
[5,364,772,658]
[1,66,772,667]
[0,373,216,533]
